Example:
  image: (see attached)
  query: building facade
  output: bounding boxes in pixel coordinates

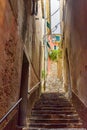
[0,0,43,129]
[60,0,87,127]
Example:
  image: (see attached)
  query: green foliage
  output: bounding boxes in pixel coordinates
[41,70,45,79]
[48,49,62,61]
[48,50,58,61]
[57,49,62,59]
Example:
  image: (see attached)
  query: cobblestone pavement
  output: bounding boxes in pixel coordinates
[45,62,64,93]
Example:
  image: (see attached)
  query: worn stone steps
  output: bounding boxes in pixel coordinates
[28,93,85,129]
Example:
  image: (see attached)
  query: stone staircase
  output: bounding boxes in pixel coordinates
[27,93,85,130]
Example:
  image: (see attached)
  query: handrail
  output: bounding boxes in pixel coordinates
[0,98,22,124]
[28,81,41,95]
[0,81,42,123]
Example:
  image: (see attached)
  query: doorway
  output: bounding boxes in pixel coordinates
[18,52,29,127]
[65,49,72,99]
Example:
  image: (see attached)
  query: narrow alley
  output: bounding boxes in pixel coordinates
[29,93,84,129]
[28,62,85,129]
[0,0,87,130]
[45,62,63,93]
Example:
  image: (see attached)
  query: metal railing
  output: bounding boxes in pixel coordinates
[28,81,41,95]
[0,98,22,124]
[0,81,42,124]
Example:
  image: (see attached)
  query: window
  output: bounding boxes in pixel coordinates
[54,45,56,50]
[31,0,38,15]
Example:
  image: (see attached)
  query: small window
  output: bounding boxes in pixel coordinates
[54,45,56,50]
[35,1,38,15]
[31,0,38,15]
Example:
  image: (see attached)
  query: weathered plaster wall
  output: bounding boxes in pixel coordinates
[19,0,42,89]
[0,0,23,129]
[63,0,87,106]
[16,0,43,126]
[0,0,42,129]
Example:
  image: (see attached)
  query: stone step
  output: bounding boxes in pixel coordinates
[32,114,79,120]
[29,116,80,121]
[32,107,75,111]
[38,100,69,102]
[34,104,73,108]
[35,99,71,102]
[29,128,86,130]
[32,110,77,115]
[31,113,79,119]
[33,106,74,110]
[35,103,72,106]
[30,118,81,124]
[29,122,83,128]
[32,109,76,112]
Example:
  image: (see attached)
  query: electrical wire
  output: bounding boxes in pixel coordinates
[46,8,60,20]
[51,8,60,17]
[42,21,61,38]
[51,22,60,31]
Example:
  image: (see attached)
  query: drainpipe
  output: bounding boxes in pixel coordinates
[43,0,46,91]
[50,0,52,35]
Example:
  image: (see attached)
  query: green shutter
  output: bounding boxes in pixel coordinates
[56,36,60,41]
[47,42,51,48]
[47,21,51,29]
